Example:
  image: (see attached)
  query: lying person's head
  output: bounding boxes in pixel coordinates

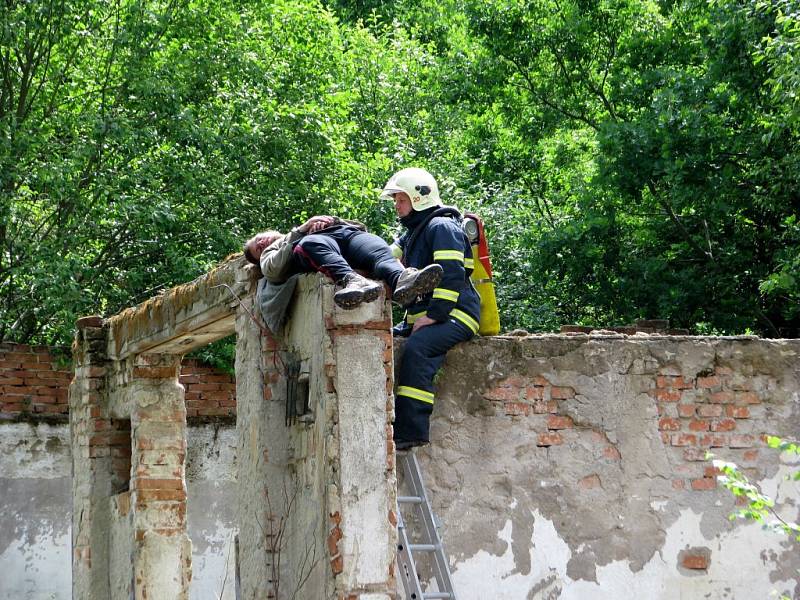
[243,231,282,265]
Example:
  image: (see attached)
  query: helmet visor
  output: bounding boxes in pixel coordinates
[380,185,404,201]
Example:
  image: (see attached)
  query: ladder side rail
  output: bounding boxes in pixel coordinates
[397,500,426,599]
[402,452,457,598]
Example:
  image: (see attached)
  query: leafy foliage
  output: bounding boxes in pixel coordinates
[2,0,799,350]
[712,436,800,539]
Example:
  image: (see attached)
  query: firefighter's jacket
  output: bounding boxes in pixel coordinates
[393,206,481,335]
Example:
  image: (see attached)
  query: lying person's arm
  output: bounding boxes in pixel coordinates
[260,215,334,282]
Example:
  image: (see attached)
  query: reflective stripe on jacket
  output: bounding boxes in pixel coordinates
[395,210,481,331]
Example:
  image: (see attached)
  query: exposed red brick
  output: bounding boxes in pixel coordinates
[672,479,686,490]
[203,374,234,383]
[709,391,734,404]
[657,375,693,389]
[697,405,723,418]
[3,352,36,363]
[547,415,574,430]
[189,383,222,392]
[603,446,621,460]
[5,385,37,395]
[525,386,544,400]
[19,362,51,372]
[735,391,760,405]
[133,366,177,379]
[690,478,716,491]
[688,419,709,432]
[671,433,696,447]
[649,389,681,402]
[136,489,187,502]
[86,366,107,377]
[201,390,233,402]
[550,386,575,399]
[134,478,183,491]
[682,553,709,569]
[729,435,755,448]
[33,403,66,414]
[533,400,558,414]
[135,437,186,451]
[327,526,343,556]
[726,406,750,418]
[331,555,343,575]
[678,404,696,418]
[742,449,759,461]
[537,432,563,447]
[711,419,736,432]
[197,407,233,417]
[658,417,681,431]
[578,474,601,489]
[696,376,720,389]
[504,402,531,417]
[484,386,519,401]
[697,434,727,448]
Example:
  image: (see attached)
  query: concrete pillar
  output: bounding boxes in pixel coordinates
[235,278,287,599]
[235,273,397,599]
[130,353,192,599]
[69,315,114,599]
[325,290,397,600]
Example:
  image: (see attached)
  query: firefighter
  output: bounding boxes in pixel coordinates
[381,168,481,450]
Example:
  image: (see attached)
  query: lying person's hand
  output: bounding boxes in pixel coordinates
[299,215,334,233]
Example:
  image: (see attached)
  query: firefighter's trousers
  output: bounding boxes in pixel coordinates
[394,318,475,443]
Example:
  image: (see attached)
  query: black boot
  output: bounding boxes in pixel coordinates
[392,264,444,307]
[334,272,382,309]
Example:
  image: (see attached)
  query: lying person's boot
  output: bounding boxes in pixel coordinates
[334,272,382,309]
[392,264,444,307]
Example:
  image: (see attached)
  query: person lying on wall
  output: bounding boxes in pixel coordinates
[243,215,443,310]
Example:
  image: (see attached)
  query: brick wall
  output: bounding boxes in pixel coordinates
[419,334,800,598]
[0,343,236,420]
[180,359,236,418]
[479,364,768,493]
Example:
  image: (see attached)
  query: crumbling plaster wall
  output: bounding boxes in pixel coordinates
[0,420,237,600]
[406,333,800,599]
[0,422,71,600]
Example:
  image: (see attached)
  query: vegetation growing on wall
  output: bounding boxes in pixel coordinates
[2,0,798,347]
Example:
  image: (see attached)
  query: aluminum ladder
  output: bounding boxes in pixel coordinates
[396,450,457,600]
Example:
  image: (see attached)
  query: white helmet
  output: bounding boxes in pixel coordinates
[380,167,442,211]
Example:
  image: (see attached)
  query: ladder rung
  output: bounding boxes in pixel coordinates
[409,543,438,552]
[423,594,453,599]
[398,495,423,504]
